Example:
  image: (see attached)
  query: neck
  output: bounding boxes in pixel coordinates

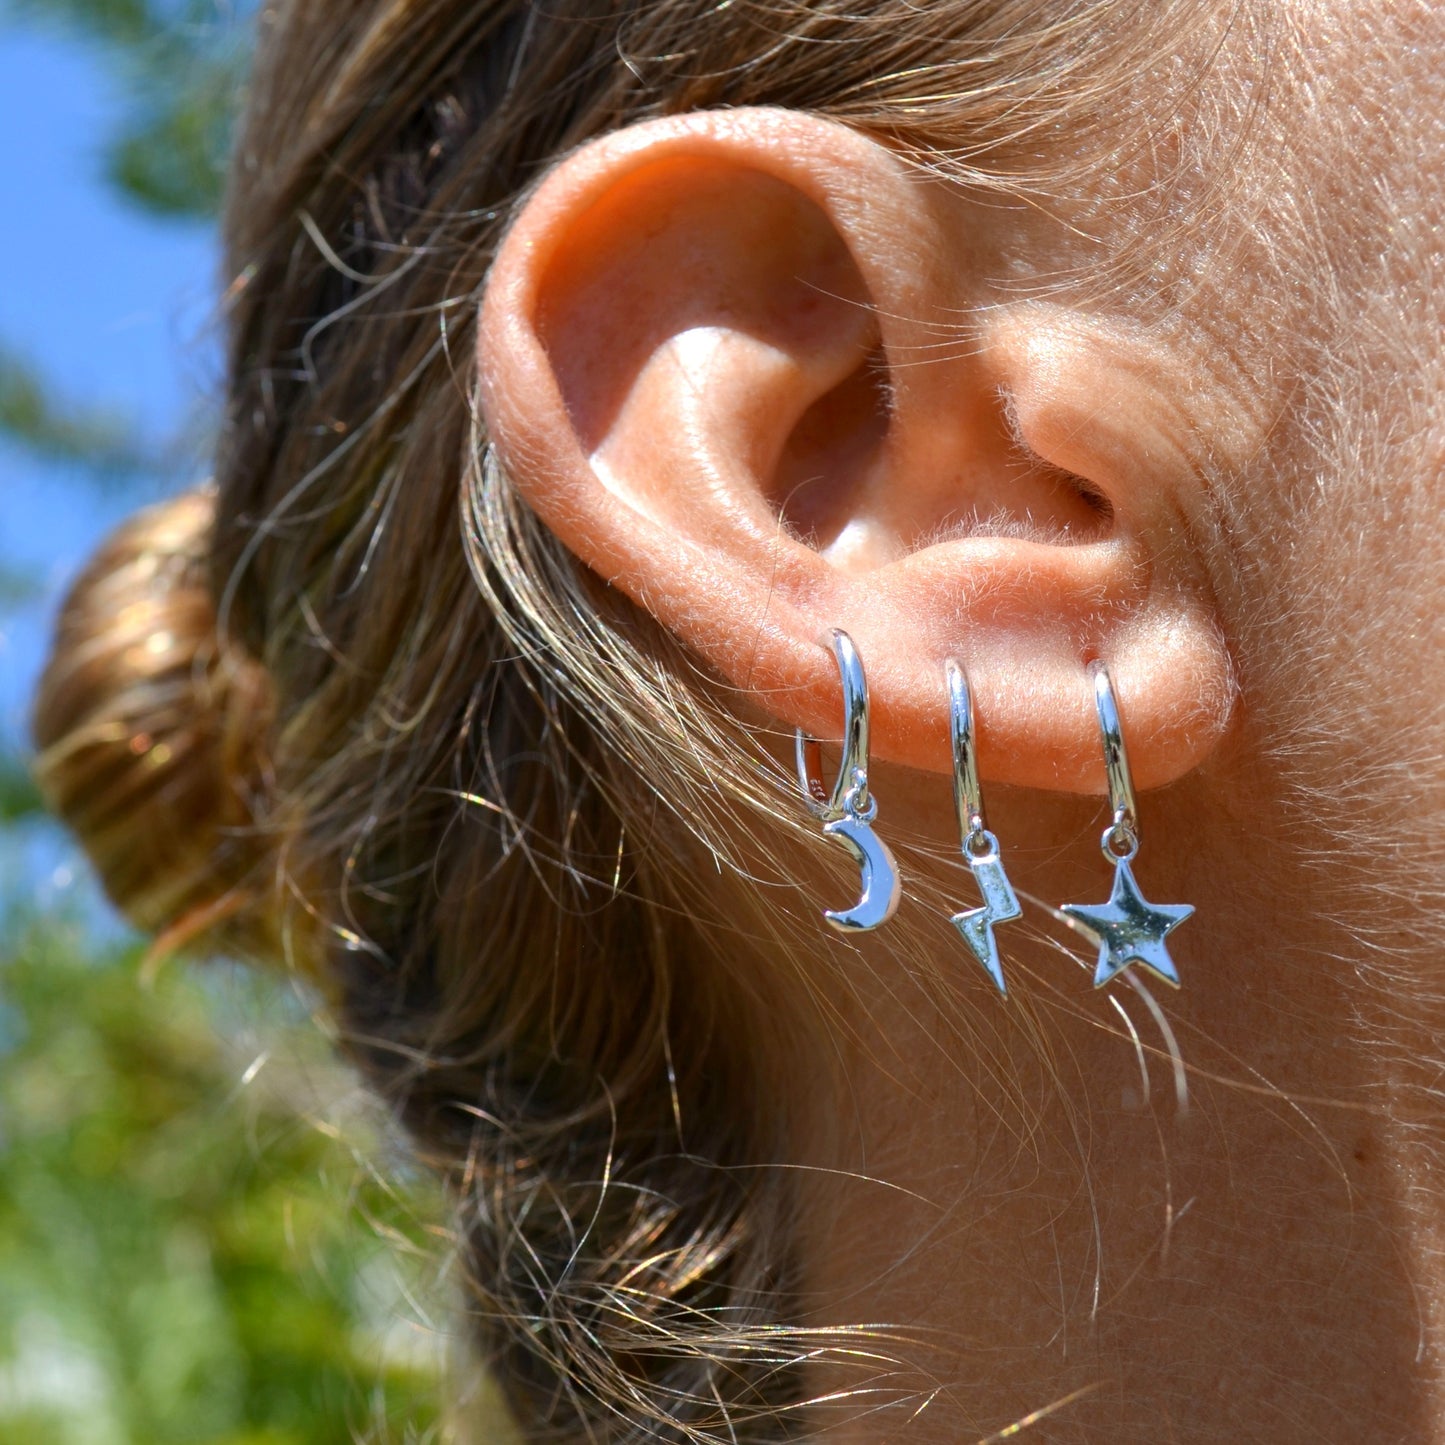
[778,773,1445,1443]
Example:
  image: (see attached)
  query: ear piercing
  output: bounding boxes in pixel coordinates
[796,629,901,933]
[945,658,1021,995]
[1059,662,1194,988]
[796,644,1194,992]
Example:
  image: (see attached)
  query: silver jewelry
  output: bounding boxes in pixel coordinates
[795,630,901,933]
[1060,662,1194,988]
[944,659,1021,995]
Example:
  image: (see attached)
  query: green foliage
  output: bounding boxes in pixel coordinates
[106,69,235,218]
[0,758,43,825]
[0,914,448,1444]
[0,0,252,473]
[3,0,250,220]
[0,6,509,1438]
[0,349,150,478]
[0,566,42,611]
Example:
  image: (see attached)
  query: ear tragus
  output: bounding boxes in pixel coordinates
[769,344,890,549]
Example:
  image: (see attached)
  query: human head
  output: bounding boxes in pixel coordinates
[34,1,1445,1439]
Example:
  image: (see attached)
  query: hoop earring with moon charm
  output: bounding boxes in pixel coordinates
[795,630,901,933]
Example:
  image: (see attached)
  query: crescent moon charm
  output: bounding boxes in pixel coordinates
[822,811,902,933]
[797,629,900,935]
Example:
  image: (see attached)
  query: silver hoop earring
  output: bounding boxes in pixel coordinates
[945,659,1021,996]
[1060,662,1194,988]
[795,630,901,933]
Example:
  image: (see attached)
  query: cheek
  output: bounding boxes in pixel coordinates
[1114,8,1445,806]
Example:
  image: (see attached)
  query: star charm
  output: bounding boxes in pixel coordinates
[1060,858,1193,989]
[951,854,1023,996]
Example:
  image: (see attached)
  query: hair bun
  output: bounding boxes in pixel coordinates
[32,487,276,953]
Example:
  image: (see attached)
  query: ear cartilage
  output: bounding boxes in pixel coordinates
[944,658,1021,995]
[1059,662,1193,989]
[795,630,901,933]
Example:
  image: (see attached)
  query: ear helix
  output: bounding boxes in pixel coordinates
[944,659,1023,996]
[795,630,901,933]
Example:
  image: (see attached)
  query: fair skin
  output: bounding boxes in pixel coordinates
[479,4,1445,1439]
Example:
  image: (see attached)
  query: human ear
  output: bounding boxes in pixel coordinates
[477,108,1233,793]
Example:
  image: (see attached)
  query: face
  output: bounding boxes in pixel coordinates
[469,4,1445,1439]
[799,11,1445,1438]
[1181,0,1445,848]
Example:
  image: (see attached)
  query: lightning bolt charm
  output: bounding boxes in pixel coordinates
[951,839,1023,996]
[944,658,1021,996]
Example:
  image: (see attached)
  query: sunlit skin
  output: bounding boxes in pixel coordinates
[479,3,1445,1439]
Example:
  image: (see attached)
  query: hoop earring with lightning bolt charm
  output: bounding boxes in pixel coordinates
[795,630,901,933]
[1059,662,1194,988]
[944,658,1021,995]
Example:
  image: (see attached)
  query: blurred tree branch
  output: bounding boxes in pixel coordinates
[0,346,152,477]
[0,0,251,475]
[0,10,464,1437]
[0,560,42,608]
[3,0,251,220]
[0,0,253,816]
[0,751,44,822]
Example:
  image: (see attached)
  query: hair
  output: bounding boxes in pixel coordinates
[33,3,1263,1440]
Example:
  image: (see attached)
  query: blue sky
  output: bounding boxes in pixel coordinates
[0,17,219,907]
[0,20,217,735]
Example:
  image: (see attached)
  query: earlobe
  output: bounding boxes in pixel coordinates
[478,107,1235,797]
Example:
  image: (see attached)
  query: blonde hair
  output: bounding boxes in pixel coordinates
[32,490,275,954]
[34,3,1260,1439]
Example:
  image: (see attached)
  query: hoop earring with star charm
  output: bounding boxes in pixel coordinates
[1060,662,1194,989]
